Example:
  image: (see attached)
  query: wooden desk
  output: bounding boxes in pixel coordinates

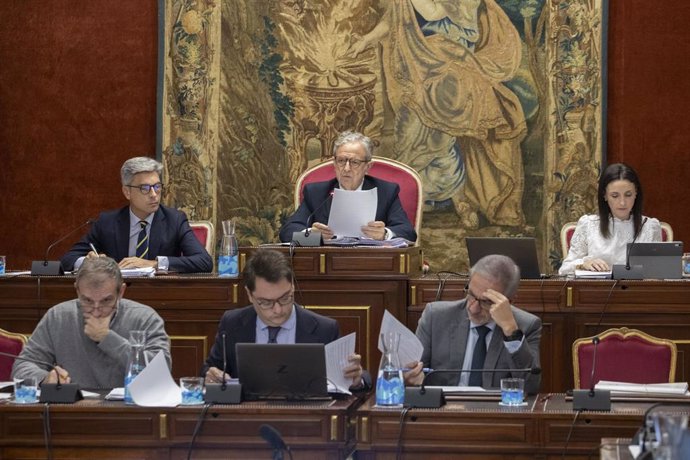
[354,394,658,459]
[0,396,361,459]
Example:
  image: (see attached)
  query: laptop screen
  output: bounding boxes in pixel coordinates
[465,237,542,279]
[628,241,683,279]
[235,343,329,401]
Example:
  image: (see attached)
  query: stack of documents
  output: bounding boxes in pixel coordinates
[595,380,690,397]
[121,267,156,278]
[575,269,612,279]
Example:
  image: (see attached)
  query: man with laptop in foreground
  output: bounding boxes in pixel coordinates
[404,254,542,395]
[202,249,370,392]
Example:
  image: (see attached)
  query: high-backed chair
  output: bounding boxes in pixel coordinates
[560,221,675,258]
[294,156,423,239]
[572,327,677,389]
[0,328,28,380]
[189,220,215,255]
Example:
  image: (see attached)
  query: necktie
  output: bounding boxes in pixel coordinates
[469,325,490,387]
[267,326,281,343]
[135,221,149,258]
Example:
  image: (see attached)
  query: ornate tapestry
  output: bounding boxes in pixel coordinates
[159,0,606,272]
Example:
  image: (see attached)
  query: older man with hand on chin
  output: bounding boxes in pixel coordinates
[404,254,542,394]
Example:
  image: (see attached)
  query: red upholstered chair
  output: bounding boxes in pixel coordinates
[561,221,674,258]
[294,156,423,240]
[0,328,28,380]
[572,327,677,389]
[189,220,215,255]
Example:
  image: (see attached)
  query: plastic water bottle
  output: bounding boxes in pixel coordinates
[124,330,148,405]
[218,220,238,278]
[376,332,404,407]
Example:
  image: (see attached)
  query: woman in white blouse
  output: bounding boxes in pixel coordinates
[559,163,662,275]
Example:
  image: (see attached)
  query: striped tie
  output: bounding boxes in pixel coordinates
[135,221,149,258]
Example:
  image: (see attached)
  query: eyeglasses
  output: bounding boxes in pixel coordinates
[464,286,493,310]
[125,183,164,194]
[253,291,294,310]
[78,297,118,314]
[334,157,369,169]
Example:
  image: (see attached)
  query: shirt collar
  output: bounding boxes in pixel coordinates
[129,209,154,229]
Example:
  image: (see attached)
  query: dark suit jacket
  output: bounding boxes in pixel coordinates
[60,205,213,273]
[202,305,371,390]
[416,299,542,394]
[278,176,417,242]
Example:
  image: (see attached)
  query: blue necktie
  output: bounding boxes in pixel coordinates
[469,325,490,387]
[267,326,281,343]
[135,221,149,258]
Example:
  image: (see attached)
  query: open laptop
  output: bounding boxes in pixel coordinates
[235,343,329,401]
[627,241,683,279]
[466,237,542,279]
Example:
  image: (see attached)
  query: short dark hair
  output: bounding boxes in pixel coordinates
[243,249,294,292]
[597,163,644,238]
[76,256,123,287]
[469,254,521,298]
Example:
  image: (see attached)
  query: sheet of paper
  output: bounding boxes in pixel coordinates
[128,351,181,407]
[105,387,124,401]
[429,385,488,393]
[378,310,424,367]
[325,332,356,395]
[596,380,689,395]
[327,188,378,238]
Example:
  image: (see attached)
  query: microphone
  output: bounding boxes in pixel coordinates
[572,336,610,411]
[405,367,541,408]
[612,217,648,279]
[31,218,95,276]
[204,331,241,404]
[0,351,82,403]
[291,191,334,247]
[259,424,293,460]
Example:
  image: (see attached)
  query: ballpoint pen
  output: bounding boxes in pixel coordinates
[89,243,98,254]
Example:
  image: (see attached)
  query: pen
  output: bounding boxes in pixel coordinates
[89,243,98,255]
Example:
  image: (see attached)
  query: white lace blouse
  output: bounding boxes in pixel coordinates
[558,214,662,275]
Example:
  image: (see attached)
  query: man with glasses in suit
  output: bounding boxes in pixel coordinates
[60,156,212,273]
[279,131,417,242]
[202,249,369,390]
[404,254,542,394]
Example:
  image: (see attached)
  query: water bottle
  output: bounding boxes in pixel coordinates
[124,330,148,405]
[218,219,238,277]
[376,332,404,407]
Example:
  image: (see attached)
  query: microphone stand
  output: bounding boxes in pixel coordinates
[405,367,541,408]
[612,217,648,280]
[291,192,334,247]
[0,351,82,403]
[572,337,610,411]
[204,332,241,404]
[31,218,94,276]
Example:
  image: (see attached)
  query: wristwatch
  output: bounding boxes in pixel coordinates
[503,329,524,342]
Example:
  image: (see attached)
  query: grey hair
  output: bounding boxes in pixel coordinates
[469,254,521,298]
[120,157,163,185]
[332,131,374,161]
[76,257,123,288]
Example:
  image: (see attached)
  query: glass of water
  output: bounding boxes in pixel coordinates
[180,377,204,405]
[500,378,525,406]
[14,377,38,404]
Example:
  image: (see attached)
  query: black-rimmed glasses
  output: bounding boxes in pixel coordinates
[463,286,493,309]
[254,292,294,310]
[125,183,164,194]
[334,157,369,169]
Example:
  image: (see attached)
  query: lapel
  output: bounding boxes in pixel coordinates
[147,207,164,259]
[294,305,319,342]
[452,302,471,369]
[321,179,339,221]
[233,307,258,343]
[483,323,506,386]
[115,208,131,260]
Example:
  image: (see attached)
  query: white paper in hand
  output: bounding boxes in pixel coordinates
[325,332,356,394]
[128,351,181,407]
[328,188,378,237]
[379,310,423,367]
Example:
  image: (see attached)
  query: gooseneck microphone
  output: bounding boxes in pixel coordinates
[612,217,648,279]
[259,424,293,460]
[0,350,82,403]
[291,191,334,247]
[572,336,610,411]
[204,331,241,404]
[405,367,541,408]
[31,218,95,276]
